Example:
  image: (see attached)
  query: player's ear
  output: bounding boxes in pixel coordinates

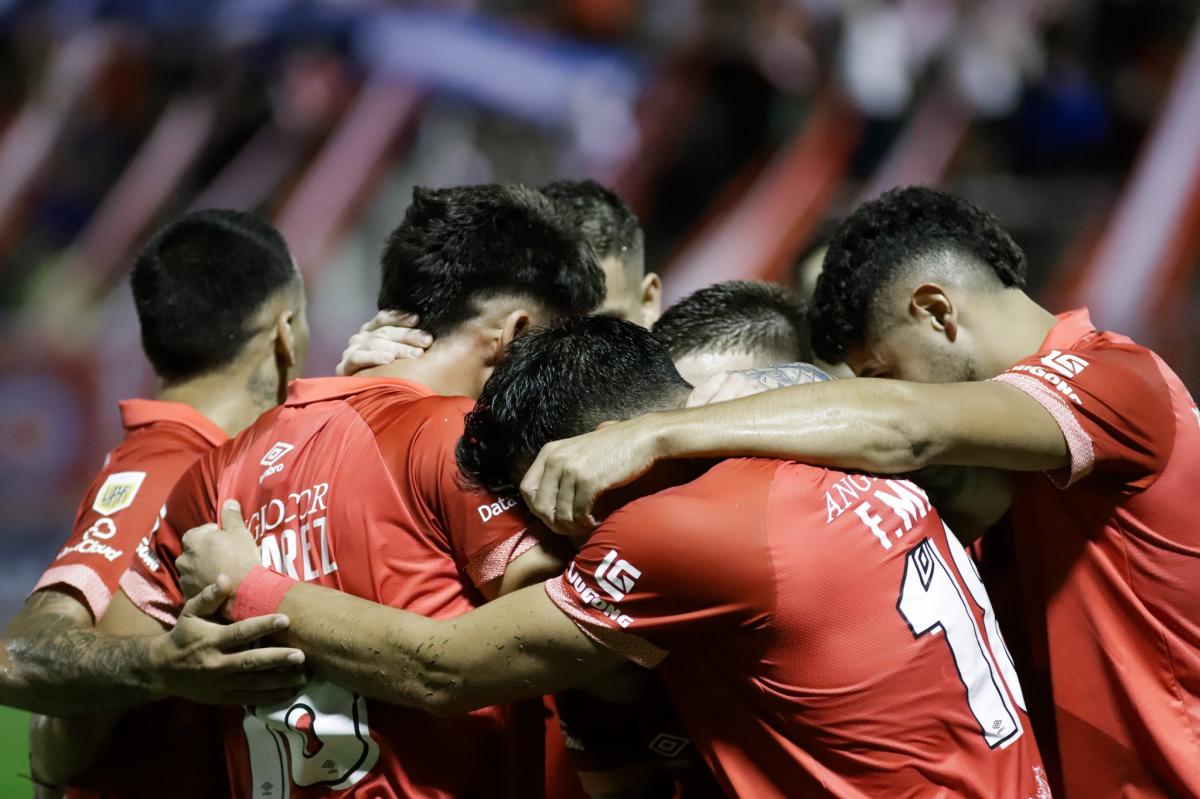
[910,284,959,343]
[274,308,298,368]
[639,273,663,327]
[495,309,533,356]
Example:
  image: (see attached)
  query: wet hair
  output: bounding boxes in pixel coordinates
[811,186,1027,363]
[131,209,298,383]
[378,184,605,335]
[540,179,644,276]
[652,280,812,363]
[458,315,690,494]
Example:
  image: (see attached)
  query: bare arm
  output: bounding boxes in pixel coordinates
[522,378,1066,533]
[0,583,306,716]
[272,579,624,714]
[0,591,162,714]
[177,506,626,714]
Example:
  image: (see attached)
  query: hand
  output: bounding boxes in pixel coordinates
[178,500,262,599]
[336,311,433,376]
[688,362,832,407]
[520,415,663,536]
[151,575,307,706]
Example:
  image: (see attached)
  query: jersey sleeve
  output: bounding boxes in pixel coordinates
[992,343,1175,489]
[545,463,775,668]
[31,449,199,621]
[409,397,540,588]
[118,456,218,627]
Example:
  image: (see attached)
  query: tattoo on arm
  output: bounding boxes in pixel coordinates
[742,362,832,391]
[0,592,157,715]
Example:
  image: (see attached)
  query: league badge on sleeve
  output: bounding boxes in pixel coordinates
[92,471,147,516]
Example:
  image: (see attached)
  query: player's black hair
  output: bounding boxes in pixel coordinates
[131,209,298,383]
[652,280,813,363]
[811,186,1027,363]
[379,184,605,336]
[540,179,644,275]
[458,315,691,495]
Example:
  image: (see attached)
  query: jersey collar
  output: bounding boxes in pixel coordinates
[284,376,436,407]
[1042,307,1097,351]
[118,399,228,447]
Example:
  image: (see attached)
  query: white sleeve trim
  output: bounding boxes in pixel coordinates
[993,372,1095,488]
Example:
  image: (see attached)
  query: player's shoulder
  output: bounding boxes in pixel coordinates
[110,416,216,465]
[94,420,218,505]
[603,458,780,539]
[347,384,470,436]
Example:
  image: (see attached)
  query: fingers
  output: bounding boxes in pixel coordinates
[572,481,598,534]
[221,499,244,533]
[370,325,433,350]
[338,348,396,376]
[181,575,233,618]
[361,311,419,335]
[215,614,291,649]
[553,473,578,535]
[520,449,548,510]
[224,646,307,673]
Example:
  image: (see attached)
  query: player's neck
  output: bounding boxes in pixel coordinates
[156,364,281,437]
[978,291,1060,378]
[357,338,487,399]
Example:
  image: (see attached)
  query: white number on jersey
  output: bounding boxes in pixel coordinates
[897,534,1024,749]
[243,677,381,797]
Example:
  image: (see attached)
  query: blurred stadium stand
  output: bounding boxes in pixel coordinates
[0,0,1197,623]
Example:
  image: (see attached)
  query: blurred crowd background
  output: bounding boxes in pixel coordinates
[0,0,1198,624]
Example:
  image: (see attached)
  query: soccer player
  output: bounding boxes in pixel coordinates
[118,184,605,798]
[0,210,311,797]
[651,280,817,386]
[541,178,662,327]
[518,187,1200,798]
[178,315,1050,799]
[334,178,662,377]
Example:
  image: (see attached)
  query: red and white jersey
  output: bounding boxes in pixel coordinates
[33,399,229,799]
[992,308,1200,797]
[123,377,544,799]
[547,458,1049,799]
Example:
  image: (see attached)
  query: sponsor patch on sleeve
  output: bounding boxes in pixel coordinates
[91,471,147,516]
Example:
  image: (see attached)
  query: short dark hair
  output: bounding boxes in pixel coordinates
[540,179,644,274]
[131,209,298,383]
[652,280,813,363]
[379,184,605,336]
[811,186,1027,363]
[458,315,690,494]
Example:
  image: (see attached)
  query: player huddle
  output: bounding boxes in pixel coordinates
[1,180,1197,799]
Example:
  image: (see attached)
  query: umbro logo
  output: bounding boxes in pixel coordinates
[259,442,294,484]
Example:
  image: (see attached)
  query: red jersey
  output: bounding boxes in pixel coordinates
[31,399,229,799]
[123,377,544,799]
[991,308,1200,797]
[546,458,1049,799]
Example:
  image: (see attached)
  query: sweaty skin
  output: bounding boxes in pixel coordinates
[519,377,1067,535]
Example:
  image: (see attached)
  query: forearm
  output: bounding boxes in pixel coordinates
[273,580,615,714]
[0,600,162,715]
[657,379,1066,474]
[271,582,447,709]
[661,379,933,473]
